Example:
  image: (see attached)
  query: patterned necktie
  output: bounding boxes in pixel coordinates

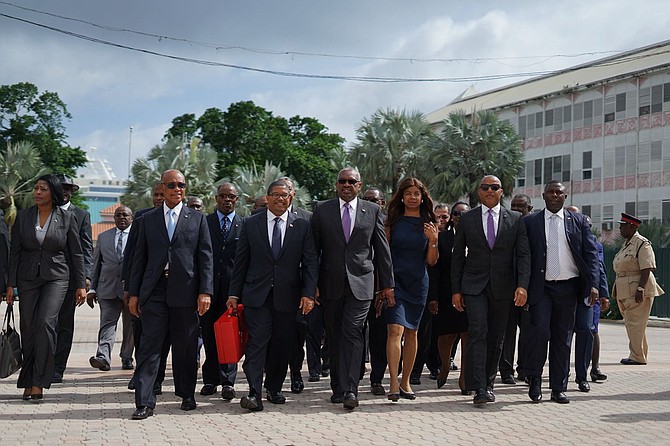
[486,209,496,249]
[272,217,282,259]
[221,215,229,241]
[342,202,351,243]
[547,213,561,279]
[116,230,124,261]
[167,209,176,241]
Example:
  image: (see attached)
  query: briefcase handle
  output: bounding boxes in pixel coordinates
[2,303,15,332]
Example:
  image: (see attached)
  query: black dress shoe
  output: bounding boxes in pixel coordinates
[460,389,473,396]
[528,377,542,403]
[153,383,162,395]
[371,383,386,396]
[501,376,516,385]
[590,369,608,382]
[52,372,63,384]
[181,397,197,411]
[450,359,458,371]
[122,359,134,370]
[343,392,359,410]
[399,387,416,400]
[321,367,330,377]
[290,375,304,394]
[484,388,495,402]
[267,390,286,404]
[473,389,487,405]
[575,378,590,392]
[132,406,154,420]
[330,393,343,404]
[221,385,236,400]
[240,394,263,411]
[127,376,136,390]
[550,391,570,404]
[428,370,439,380]
[89,356,111,371]
[308,374,320,382]
[620,358,645,365]
[410,376,421,385]
[200,384,217,396]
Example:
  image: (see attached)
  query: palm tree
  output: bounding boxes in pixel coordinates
[0,140,49,227]
[424,110,523,207]
[350,108,435,195]
[122,137,219,212]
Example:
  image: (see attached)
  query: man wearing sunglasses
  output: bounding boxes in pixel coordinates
[311,168,394,410]
[451,175,530,406]
[128,169,214,419]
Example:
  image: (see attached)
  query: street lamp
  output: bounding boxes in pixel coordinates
[127,126,133,181]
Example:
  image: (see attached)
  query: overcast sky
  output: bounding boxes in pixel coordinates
[2,0,669,179]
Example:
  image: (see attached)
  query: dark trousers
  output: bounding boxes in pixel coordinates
[462,285,512,391]
[289,320,307,376]
[305,304,329,377]
[54,288,77,375]
[525,278,580,392]
[499,301,531,379]
[134,280,199,409]
[95,297,134,364]
[322,284,369,396]
[574,301,594,380]
[366,301,387,384]
[200,295,237,386]
[17,278,69,389]
[411,306,433,379]
[242,292,296,394]
[132,314,170,386]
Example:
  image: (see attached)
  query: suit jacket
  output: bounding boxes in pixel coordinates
[451,205,530,300]
[8,206,86,288]
[206,212,243,302]
[524,209,599,305]
[121,207,153,291]
[128,206,214,307]
[228,210,318,312]
[290,205,312,221]
[311,198,393,301]
[428,228,454,302]
[66,204,93,285]
[0,210,9,291]
[90,226,127,300]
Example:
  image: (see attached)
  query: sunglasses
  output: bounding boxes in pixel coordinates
[217,194,238,200]
[163,182,186,190]
[338,179,359,185]
[451,210,465,217]
[438,215,450,220]
[480,184,501,192]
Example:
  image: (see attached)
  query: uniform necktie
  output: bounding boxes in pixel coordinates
[342,202,351,243]
[221,215,229,241]
[167,209,176,241]
[116,230,124,261]
[547,213,561,279]
[486,209,496,249]
[272,217,282,259]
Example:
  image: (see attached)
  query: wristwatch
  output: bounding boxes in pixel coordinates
[637,286,645,292]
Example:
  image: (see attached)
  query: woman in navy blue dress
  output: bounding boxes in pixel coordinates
[384,177,438,401]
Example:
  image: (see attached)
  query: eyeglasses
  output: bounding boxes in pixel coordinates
[438,215,450,220]
[480,184,501,192]
[338,179,360,185]
[269,192,290,199]
[163,182,186,190]
[451,210,466,217]
[217,194,238,200]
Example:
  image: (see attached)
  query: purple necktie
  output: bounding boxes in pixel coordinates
[486,209,495,249]
[342,202,351,243]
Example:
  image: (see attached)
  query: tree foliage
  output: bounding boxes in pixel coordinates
[0,82,87,177]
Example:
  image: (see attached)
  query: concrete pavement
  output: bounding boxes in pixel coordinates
[1,304,669,445]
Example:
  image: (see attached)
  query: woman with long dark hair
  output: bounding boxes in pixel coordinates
[5,174,86,402]
[384,177,438,401]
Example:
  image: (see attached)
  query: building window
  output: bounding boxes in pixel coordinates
[652,85,663,113]
[639,87,651,116]
[603,205,614,221]
[583,100,593,127]
[582,205,592,218]
[535,111,543,129]
[534,159,542,185]
[638,201,649,218]
[615,147,625,176]
[663,200,670,224]
[625,202,636,216]
[545,109,554,127]
[616,93,626,112]
[664,82,670,103]
[518,115,527,138]
[563,105,571,124]
[604,96,615,122]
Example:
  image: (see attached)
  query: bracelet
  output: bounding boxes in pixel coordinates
[430,243,437,248]
[637,286,645,292]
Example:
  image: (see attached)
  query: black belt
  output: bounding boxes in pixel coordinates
[545,277,579,284]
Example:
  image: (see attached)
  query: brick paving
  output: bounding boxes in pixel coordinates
[1,306,669,445]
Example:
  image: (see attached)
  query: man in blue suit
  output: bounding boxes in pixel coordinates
[524,180,599,404]
[128,169,214,419]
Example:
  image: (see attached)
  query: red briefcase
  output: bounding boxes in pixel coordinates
[214,304,248,364]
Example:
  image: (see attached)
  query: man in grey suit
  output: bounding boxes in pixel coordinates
[128,169,214,419]
[451,175,531,405]
[227,179,318,411]
[53,174,93,383]
[87,205,134,371]
[311,167,394,410]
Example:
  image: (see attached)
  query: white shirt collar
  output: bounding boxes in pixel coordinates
[339,197,357,212]
[163,201,184,216]
[267,209,288,223]
[481,203,501,215]
[545,208,565,220]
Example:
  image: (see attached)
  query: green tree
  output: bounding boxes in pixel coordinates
[424,110,523,207]
[122,137,219,212]
[164,113,197,141]
[0,82,87,177]
[350,108,434,195]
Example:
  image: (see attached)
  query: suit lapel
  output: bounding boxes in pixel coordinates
[350,198,365,243]
[208,213,224,245]
[172,206,191,244]
[472,206,488,248]
[153,207,170,244]
[277,213,297,259]
[227,215,242,244]
[495,209,512,247]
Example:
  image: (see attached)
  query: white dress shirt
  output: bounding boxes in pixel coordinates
[481,203,501,237]
[339,197,357,238]
[267,210,289,249]
[544,208,580,280]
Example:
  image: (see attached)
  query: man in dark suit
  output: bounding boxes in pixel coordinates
[451,175,530,405]
[311,167,394,410]
[87,205,134,371]
[53,174,93,383]
[128,169,214,419]
[524,180,599,404]
[227,179,318,412]
[200,182,243,400]
[0,209,9,294]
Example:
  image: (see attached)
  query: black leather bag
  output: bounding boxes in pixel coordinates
[0,304,22,378]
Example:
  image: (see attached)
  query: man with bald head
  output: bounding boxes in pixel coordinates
[128,169,214,419]
[451,175,530,405]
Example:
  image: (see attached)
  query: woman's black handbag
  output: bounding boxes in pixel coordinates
[0,303,22,378]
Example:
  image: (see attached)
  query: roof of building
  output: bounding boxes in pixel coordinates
[91,222,115,241]
[426,39,670,123]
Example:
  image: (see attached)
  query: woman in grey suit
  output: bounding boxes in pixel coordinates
[5,174,86,402]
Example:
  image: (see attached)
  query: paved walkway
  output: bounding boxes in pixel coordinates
[1,305,669,445]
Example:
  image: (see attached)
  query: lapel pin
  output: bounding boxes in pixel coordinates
[289,223,294,228]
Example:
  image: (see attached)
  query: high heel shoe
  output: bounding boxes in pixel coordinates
[590,369,607,382]
[437,378,447,389]
[30,393,44,403]
[387,393,399,402]
[399,387,416,400]
[460,389,473,396]
[22,389,31,401]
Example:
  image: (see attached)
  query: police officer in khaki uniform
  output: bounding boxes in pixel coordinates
[612,213,664,365]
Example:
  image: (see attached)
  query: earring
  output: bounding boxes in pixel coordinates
[401,198,404,203]
[421,199,424,203]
